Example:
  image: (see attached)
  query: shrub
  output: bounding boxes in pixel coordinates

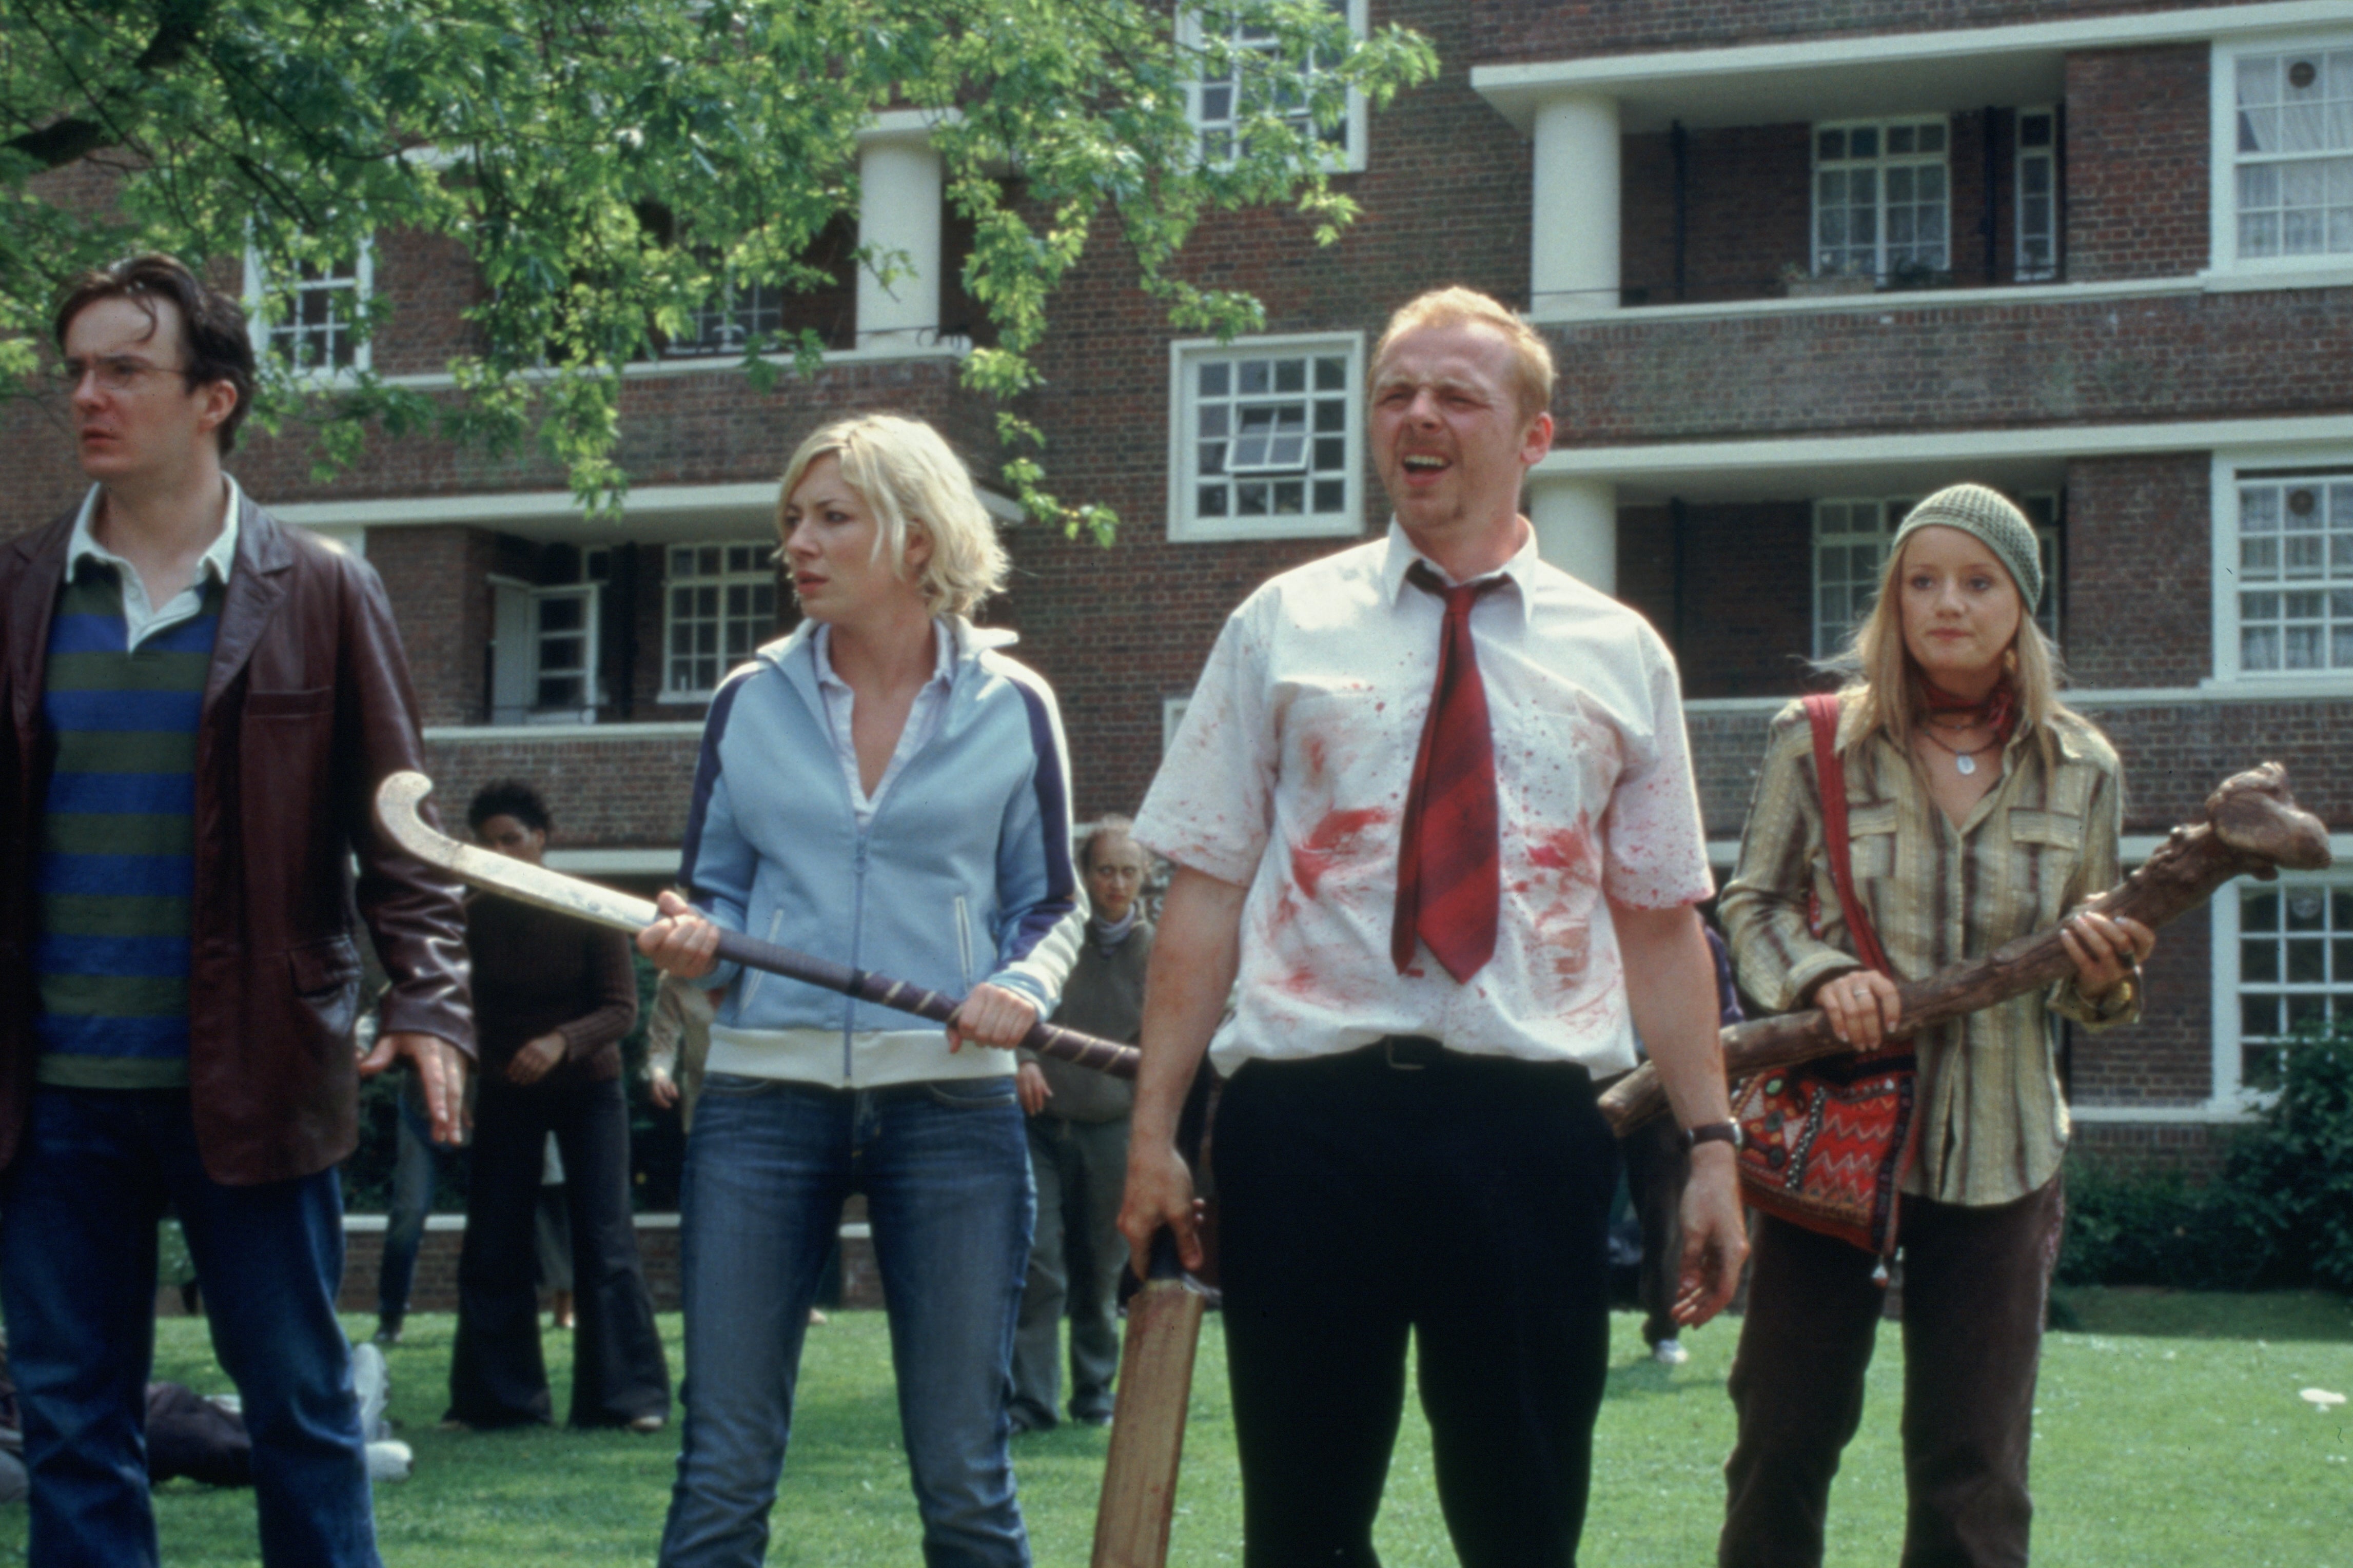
[2228,1028,2353,1289]
[2058,1027,2353,1291]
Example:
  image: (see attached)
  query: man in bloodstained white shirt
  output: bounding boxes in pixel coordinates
[1119,286,1748,1568]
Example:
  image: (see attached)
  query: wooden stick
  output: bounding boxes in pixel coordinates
[1090,1236,1210,1568]
[1598,761,2332,1134]
[374,770,1142,1080]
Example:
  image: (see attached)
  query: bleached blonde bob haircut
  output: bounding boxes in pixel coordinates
[1372,285,1557,422]
[777,414,1009,619]
[1834,515,2073,757]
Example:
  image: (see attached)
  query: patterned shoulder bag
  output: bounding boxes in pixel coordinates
[1731,693,1921,1269]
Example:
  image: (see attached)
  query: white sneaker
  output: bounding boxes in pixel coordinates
[1651,1338,1689,1367]
[366,1440,413,1483]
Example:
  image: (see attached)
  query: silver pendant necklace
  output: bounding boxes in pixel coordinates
[1919,724,1991,776]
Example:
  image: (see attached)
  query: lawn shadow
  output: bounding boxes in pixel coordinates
[2046,1286,2353,1343]
[1603,1356,1724,1402]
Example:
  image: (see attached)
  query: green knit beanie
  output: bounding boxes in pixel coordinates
[1888,484,2043,607]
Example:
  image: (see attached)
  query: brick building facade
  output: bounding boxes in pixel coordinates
[4,1,2349,1169]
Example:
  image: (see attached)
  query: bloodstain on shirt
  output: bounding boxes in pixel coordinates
[1288,807,1394,900]
[1527,818,1601,886]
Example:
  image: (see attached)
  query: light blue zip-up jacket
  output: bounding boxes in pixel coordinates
[678,617,1084,1087]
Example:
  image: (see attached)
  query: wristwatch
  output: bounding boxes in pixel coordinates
[1678,1119,1743,1153]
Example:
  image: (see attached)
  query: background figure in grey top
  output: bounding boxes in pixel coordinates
[1009,820,1152,1432]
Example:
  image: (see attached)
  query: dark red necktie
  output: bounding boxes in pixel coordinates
[1392,562,1504,983]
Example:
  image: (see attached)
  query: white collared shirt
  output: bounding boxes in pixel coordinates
[1134,518,1715,1075]
[65,478,243,650]
[812,618,957,828]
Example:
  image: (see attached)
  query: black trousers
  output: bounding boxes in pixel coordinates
[446,1075,672,1429]
[1213,1040,1620,1568]
[1620,1114,1690,1347]
[1718,1178,2064,1568]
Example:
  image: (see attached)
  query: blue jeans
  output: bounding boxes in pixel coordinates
[376,1096,436,1320]
[657,1074,1034,1568]
[0,1088,378,1568]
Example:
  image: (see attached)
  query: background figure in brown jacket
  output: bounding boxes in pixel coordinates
[445,780,671,1432]
[0,254,471,1568]
[1008,819,1153,1432]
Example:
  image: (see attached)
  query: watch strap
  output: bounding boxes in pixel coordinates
[1679,1119,1741,1153]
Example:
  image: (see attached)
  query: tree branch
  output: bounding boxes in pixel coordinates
[3,0,213,168]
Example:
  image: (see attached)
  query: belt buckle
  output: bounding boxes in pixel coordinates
[1383,1037,1429,1071]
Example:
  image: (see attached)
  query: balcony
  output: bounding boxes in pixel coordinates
[1470,1,2353,320]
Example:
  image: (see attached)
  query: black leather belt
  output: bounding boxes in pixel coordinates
[1379,1034,1445,1070]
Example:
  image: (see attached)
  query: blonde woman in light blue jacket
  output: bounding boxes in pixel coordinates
[640,414,1083,1568]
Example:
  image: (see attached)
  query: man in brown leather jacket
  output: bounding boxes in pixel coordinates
[0,253,472,1567]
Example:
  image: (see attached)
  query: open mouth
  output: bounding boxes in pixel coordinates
[1400,454,1448,476]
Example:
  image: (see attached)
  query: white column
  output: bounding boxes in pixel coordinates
[1529,94,1621,317]
[856,131,943,348]
[1528,477,1617,593]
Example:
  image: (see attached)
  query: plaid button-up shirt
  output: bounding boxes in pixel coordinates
[1719,693,2138,1207]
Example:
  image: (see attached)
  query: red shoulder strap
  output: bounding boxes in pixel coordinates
[1803,693,1891,976]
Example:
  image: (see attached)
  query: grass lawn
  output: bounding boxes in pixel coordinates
[1,1289,2344,1565]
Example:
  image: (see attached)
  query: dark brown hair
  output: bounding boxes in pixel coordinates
[467,778,553,837]
[53,253,256,453]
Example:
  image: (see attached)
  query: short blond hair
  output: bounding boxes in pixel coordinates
[1372,286,1556,421]
[1838,525,2071,755]
[778,415,1008,618]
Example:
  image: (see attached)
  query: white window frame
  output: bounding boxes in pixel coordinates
[1810,493,2058,657]
[663,279,793,360]
[487,550,610,726]
[1810,496,1912,656]
[2207,449,2353,688]
[2015,104,2060,282]
[242,239,374,378]
[1162,695,1191,754]
[1811,116,1952,281]
[2211,870,2353,1108]
[2208,31,2353,280]
[1168,330,1365,543]
[660,540,781,702]
[1182,0,1369,175]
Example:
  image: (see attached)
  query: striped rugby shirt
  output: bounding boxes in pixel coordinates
[33,483,239,1088]
[1718,692,2139,1207]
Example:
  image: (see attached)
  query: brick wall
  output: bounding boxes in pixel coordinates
[2061,452,2210,688]
[2070,899,2212,1103]
[1621,123,1814,305]
[2064,45,2211,282]
[369,527,497,728]
[1617,501,1819,697]
[420,733,705,850]
[322,1214,885,1315]
[2069,1119,2230,1173]
[1471,0,2284,63]
[1544,287,2351,445]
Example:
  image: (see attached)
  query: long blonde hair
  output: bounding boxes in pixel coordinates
[1832,531,2071,755]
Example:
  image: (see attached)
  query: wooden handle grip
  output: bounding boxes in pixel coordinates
[712,930,1141,1080]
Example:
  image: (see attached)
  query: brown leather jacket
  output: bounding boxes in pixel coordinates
[0,494,474,1184]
